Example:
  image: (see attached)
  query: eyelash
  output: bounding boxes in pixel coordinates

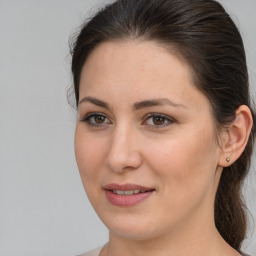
[142,113,175,128]
[81,112,111,127]
[80,112,175,128]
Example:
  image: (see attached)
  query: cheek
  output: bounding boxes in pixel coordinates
[74,127,110,213]
[144,126,218,191]
[74,127,105,185]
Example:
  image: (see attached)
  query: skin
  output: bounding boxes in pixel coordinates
[75,40,248,256]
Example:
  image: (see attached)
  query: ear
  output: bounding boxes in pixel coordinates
[218,105,253,167]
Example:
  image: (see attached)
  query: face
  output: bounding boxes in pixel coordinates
[75,40,223,241]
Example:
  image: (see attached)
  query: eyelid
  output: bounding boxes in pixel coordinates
[80,112,175,128]
[142,113,175,127]
[80,112,112,127]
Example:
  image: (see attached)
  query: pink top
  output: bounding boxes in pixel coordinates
[78,246,104,256]
[78,246,251,256]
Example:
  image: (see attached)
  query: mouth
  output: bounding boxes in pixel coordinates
[104,183,155,207]
[111,189,151,195]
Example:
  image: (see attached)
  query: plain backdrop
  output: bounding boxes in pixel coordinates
[0,0,255,255]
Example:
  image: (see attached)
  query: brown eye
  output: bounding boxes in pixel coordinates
[94,115,106,124]
[143,113,174,128]
[82,113,111,127]
[152,116,166,125]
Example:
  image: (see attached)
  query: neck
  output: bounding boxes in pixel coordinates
[103,216,241,256]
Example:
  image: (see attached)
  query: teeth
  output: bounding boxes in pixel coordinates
[112,190,145,195]
[124,190,134,195]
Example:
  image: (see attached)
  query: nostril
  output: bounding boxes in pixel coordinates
[105,148,143,173]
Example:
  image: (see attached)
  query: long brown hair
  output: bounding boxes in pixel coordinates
[70,0,255,252]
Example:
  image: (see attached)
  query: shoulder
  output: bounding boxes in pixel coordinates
[77,246,104,256]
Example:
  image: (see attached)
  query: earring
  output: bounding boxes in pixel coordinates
[226,157,231,163]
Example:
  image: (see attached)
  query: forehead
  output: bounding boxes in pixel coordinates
[79,40,207,110]
[81,40,192,81]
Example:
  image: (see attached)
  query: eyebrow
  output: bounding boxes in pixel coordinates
[79,96,187,110]
[133,98,187,110]
[79,96,110,109]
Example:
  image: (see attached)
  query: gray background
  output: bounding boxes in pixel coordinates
[0,0,255,255]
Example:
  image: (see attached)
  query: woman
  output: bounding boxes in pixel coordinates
[70,0,255,255]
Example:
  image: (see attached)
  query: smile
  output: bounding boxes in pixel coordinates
[104,183,155,207]
[112,189,148,195]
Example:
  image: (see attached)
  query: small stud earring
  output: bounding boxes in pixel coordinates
[226,157,231,163]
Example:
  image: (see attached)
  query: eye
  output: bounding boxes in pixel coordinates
[81,113,111,127]
[143,113,174,127]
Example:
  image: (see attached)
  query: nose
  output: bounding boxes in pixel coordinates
[105,125,143,173]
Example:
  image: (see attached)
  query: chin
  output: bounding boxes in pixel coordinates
[110,226,157,241]
[103,215,167,241]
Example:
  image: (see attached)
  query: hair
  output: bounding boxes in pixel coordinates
[70,0,256,252]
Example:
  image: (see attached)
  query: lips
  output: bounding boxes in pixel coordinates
[104,183,155,207]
